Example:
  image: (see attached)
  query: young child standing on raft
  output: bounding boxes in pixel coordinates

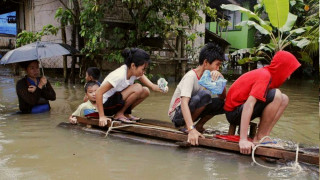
[16,60,56,114]
[69,81,100,124]
[83,67,101,102]
[224,51,301,154]
[168,42,226,146]
[96,48,167,126]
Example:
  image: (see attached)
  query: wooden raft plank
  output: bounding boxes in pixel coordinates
[76,117,319,165]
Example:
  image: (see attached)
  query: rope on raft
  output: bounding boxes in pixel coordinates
[104,122,303,175]
[104,120,184,137]
[252,136,302,174]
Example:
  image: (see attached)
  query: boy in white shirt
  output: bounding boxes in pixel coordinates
[168,43,226,146]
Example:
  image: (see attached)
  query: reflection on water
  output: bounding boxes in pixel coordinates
[0,67,318,179]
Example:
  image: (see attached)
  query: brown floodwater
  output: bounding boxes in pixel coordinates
[0,66,318,179]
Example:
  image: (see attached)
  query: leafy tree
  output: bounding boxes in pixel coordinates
[16,25,58,47]
[104,0,216,58]
[221,0,314,67]
[78,0,217,67]
[55,0,83,84]
[222,1,311,53]
[300,0,319,77]
[55,7,74,82]
[80,0,108,63]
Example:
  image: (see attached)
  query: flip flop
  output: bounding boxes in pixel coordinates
[258,141,284,149]
[178,127,188,134]
[127,115,142,122]
[260,141,278,145]
[114,117,134,124]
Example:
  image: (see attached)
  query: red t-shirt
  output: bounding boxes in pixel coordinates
[224,68,271,112]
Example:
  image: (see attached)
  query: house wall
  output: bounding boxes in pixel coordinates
[208,2,255,51]
[18,0,73,68]
[17,0,206,77]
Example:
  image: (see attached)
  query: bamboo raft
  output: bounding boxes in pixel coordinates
[59,116,319,166]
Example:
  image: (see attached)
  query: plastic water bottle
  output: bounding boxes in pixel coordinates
[198,70,227,94]
[157,78,168,93]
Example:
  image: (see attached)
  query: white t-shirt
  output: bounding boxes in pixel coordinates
[168,69,203,120]
[101,65,138,103]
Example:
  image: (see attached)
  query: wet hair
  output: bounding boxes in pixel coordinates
[19,60,39,69]
[199,42,225,65]
[86,67,100,80]
[84,81,100,93]
[121,48,150,68]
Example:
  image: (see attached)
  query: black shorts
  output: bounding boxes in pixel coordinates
[225,89,276,125]
[172,90,225,127]
[103,92,131,116]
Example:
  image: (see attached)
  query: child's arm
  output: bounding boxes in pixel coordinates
[181,96,205,146]
[96,82,113,126]
[69,115,77,124]
[139,75,167,93]
[69,105,82,124]
[239,95,257,154]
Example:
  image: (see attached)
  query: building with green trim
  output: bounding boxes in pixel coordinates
[207,0,256,52]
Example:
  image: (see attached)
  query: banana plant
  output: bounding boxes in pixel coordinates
[221,0,311,53]
[234,47,271,65]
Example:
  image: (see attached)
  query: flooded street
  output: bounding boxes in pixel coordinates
[0,67,318,180]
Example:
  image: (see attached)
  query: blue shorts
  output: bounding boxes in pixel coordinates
[225,89,276,125]
[31,104,50,114]
[172,90,225,127]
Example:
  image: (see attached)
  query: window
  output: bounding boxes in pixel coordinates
[0,11,17,35]
[222,10,242,31]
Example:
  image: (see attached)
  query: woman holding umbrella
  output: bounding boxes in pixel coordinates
[16,60,56,113]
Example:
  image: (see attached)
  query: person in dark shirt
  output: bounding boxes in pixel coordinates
[16,60,56,113]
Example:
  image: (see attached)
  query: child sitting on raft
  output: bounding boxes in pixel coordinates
[96,48,167,126]
[16,60,56,114]
[69,81,100,124]
[83,67,101,102]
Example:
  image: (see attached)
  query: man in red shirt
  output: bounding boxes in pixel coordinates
[224,51,301,154]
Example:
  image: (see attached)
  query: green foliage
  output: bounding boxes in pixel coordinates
[107,0,216,49]
[185,32,204,61]
[55,7,74,26]
[221,1,311,53]
[77,0,217,63]
[16,24,59,47]
[106,51,124,63]
[234,47,270,65]
[54,81,62,87]
[107,28,127,49]
[300,0,319,59]
[80,0,108,60]
[264,0,289,28]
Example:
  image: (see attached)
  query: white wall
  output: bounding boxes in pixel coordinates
[24,0,73,68]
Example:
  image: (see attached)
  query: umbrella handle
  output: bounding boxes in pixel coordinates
[38,60,46,88]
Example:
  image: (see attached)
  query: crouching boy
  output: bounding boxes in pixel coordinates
[168,42,226,146]
[224,51,301,154]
